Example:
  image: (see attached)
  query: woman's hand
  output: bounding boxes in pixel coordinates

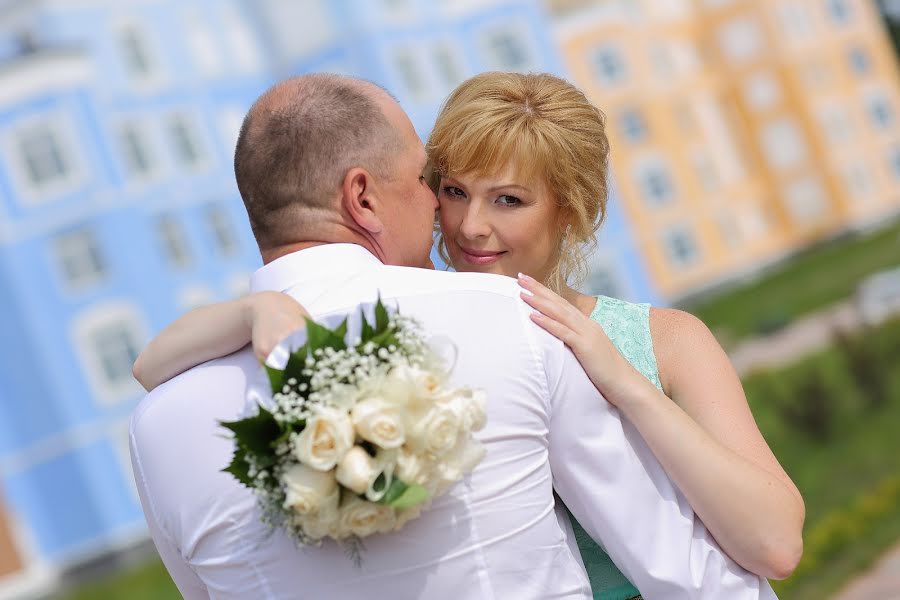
[243,291,311,363]
[518,273,648,407]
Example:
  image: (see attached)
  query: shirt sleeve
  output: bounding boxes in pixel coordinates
[130,424,210,600]
[544,336,775,600]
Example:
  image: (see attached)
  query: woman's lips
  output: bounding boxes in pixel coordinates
[458,247,506,266]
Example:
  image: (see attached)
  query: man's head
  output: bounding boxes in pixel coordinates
[234,74,438,267]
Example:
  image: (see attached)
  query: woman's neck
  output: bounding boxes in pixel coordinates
[560,285,599,317]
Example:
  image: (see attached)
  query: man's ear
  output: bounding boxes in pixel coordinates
[341,167,383,235]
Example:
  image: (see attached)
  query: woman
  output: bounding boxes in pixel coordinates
[133,72,803,598]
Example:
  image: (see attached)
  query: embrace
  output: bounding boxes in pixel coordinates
[129,72,803,599]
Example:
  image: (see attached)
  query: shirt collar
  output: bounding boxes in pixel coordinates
[250,244,383,293]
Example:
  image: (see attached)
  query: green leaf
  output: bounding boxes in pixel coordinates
[334,317,349,342]
[307,320,346,351]
[379,478,408,505]
[387,483,429,509]
[360,315,374,343]
[221,407,281,456]
[222,446,253,487]
[265,364,284,391]
[374,296,389,333]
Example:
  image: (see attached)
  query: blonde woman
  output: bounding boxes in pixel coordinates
[134,72,803,599]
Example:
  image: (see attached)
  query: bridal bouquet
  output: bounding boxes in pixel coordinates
[222,298,487,550]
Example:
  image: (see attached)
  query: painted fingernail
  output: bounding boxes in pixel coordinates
[518,272,531,281]
[520,289,534,297]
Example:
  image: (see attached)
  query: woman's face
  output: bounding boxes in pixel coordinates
[438,164,563,283]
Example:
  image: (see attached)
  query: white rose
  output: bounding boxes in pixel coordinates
[282,463,338,516]
[395,446,433,486]
[352,397,405,448]
[388,364,442,405]
[451,388,487,432]
[337,495,395,538]
[335,446,379,494]
[407,404,461,457]
[299,491,341,540]
[292,407,355,471]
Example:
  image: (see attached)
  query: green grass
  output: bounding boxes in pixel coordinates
[59,558,179,600]
[683,218,900,341]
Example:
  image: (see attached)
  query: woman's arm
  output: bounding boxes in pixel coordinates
[519,274,804,580]
[132,291,309,392]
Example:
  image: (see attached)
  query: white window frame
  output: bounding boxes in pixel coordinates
[760,118,808,171]
[183,9,225,77]
[784,176,828,225]
[392,46,429,100]
[71,301,148,404]
[480,23,536,73]
[2,113,85,206]
[156,214,192,268]
[633,155,677,207]
[717,17,763,64]
[53,228,108,292]
[114,19,166,91]
[743,72,781,111]
[590,43,628,86]
[167,113,208,171]
[663,226,701,269]
[114,118,161,182]
[222,5,263,73]
[206,205,240,257]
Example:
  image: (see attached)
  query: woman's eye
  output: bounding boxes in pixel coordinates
[442,186,465,197]
[497,194,521,206]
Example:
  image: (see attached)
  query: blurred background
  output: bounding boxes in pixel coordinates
[0,0,899,598]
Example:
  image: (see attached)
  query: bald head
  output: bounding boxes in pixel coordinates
[234,74,405,252]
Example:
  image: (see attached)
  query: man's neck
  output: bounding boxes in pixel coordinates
[261,232,383,266]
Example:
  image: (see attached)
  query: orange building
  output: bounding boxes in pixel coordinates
[551,0,900,299]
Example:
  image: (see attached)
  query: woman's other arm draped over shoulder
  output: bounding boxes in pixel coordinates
[133,291,309,391]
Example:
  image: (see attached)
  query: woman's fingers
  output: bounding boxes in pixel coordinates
[530,310,581,349]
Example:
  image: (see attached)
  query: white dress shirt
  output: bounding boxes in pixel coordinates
[130,244,777,600]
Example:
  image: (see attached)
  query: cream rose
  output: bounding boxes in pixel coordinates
[395,446,433,486]
[352,397,405,448]
[335,446,379,494]
[292,407,355,471]
[407,404,461,457]
[451,389,487,432]
[337,495,396,538]
[282,463,338,517]
[387,364,442,406]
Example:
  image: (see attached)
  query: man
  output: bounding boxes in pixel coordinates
[130,74,776,599]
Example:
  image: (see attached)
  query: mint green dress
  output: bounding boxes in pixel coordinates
[569,295,664,600]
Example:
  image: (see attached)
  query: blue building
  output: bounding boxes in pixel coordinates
[0,0,659,596]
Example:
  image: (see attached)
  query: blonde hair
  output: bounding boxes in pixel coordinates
[427,71,610,291]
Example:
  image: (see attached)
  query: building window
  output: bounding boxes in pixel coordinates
[118,122,156,178]
[743,72,781,110]
[843,163,873,201]
[72,303,146,403]
[865,92,894,129]
[826,0,853,24]
[888,146,900,179]
[817,105,853,144]
[586,262,626,299]
[591,44,627,85]
[168,115,205,168]
[156,215,191,268]
[206,206,239,256]
[432,45,463,88]
[663,226,700,268]
[760,119,808,170]
[484,28,532,71]
[619,109,648,142]
[15,121,73,190]
[778,3,813,40]
[784,176,827,224]
[118,25,157,80]
[848,46,871,75]
[54,229,107,290]
[717,17,763,63]
[223,5,263,73]
[393,50,426,98]
[185,12,223,76]
[634,158,676,206]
